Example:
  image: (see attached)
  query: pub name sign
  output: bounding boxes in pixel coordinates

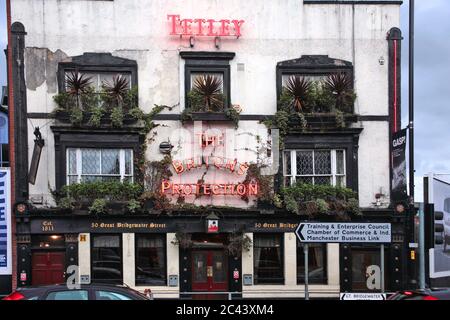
[167,14,245,38]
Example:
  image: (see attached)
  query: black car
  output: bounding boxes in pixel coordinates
[2,283,151,300]
[387,288,450,300]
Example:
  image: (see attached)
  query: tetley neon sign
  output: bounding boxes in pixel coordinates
[167,14,245,38]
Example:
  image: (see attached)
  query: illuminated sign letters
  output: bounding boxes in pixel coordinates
[167,14,245,38]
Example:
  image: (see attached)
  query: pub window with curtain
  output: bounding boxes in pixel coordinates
[253,234,284,285]
[91,234,123,284]
[297,242,327,284]
[135,234,167,286]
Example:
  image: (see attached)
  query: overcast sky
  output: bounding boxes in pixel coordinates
[0,0,449,201]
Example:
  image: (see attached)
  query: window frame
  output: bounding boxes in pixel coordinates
[90,234,123,285]
[283,149,346,187]
[134,234,168,287]
[253,233,285,285]
[276,55,354,112]
[276,132,362,193]
[66,147,134,184]
[180,51,235,111]
[52,129,144,190]
[296,241,328,285]
[57,52,138,94]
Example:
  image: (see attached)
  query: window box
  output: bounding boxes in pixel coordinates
[276,55,358,131]
[54,111,139,126]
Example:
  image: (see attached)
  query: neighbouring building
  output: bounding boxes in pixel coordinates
[8,0,410,299]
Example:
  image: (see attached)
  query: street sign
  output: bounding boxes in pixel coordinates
[295,222,391,243]
[340,293,387,300]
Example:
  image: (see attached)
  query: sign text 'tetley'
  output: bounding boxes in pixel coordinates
[167,14,245,37]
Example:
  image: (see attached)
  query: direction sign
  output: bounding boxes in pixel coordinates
[340,293,387,300]
[295,223,391,243]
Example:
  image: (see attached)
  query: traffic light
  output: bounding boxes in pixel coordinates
[434,211,444,245]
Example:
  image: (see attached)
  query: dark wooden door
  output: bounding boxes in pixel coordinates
[192,250,228,299]
[32,252,65,286]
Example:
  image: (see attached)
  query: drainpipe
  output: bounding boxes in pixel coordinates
[6,0,17,291]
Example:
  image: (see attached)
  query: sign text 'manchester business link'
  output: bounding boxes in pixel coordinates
[296,223,392,243]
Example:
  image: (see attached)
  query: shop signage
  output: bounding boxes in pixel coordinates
[340,293,387,301]
[164,129,258,197]
[161,181,258,196]
[0,169,11,275]
[167,14,245,38]
[295,223,392,243]
[172,157,249,175]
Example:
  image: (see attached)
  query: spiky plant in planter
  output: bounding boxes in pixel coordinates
[283,76,312,112]
[190,74,224,112]
[323,72,356,113]
[65,71,93,110]
[102,75,130,111]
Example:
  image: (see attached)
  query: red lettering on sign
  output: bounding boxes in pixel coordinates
[168,14,244,38]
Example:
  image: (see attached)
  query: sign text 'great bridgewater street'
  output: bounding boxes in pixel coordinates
[295,223,392,243]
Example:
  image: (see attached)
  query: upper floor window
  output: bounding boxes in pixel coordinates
[283,149,346,187]
[64,71,132,93]
[180,51,235,112]
[277,55,355,114]
[67,148,133,184]
[58,53,138,94]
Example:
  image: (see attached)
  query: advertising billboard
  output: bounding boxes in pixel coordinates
[0,168,11,275]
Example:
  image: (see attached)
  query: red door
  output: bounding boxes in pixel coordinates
[32,252,65,286]
[192,250,228,299]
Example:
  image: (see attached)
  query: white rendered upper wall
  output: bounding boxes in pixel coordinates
[12,0,400,115]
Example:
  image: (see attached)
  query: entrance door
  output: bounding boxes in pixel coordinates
[32,252,65,286]
[192,250,228,299]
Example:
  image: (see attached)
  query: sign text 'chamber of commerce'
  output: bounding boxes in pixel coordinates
[296,223,392,243]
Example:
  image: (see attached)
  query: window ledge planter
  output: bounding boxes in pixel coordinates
[54,111,139,127]
[282,112,358,131]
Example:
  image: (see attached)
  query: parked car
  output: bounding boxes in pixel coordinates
[2,283,151,300]
[387,288,450,300]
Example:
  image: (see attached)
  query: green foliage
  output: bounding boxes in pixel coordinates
[190,74,224,112]
[180,108,193,124]
[335,110,346,129]
[280,183,359,218]
[58,181,143,203]
[225,107,240,128]
[283,76,312,112]
[226,233,253,256]
[241,164,273,203]
[69,107,83,126]
[315,198,329,214]
[89,199,107,215]
[88,106,105,127]
[59,196,75,210]
[297,112,308,131]
[128,107,145,121]
[110,106,124,128]
[127,199,141,214]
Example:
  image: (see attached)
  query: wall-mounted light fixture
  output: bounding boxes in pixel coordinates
[189,36,195,48]
[379,56,385,65]
[159,140,174,154]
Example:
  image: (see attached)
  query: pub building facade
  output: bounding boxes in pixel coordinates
[8,0,409,298]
